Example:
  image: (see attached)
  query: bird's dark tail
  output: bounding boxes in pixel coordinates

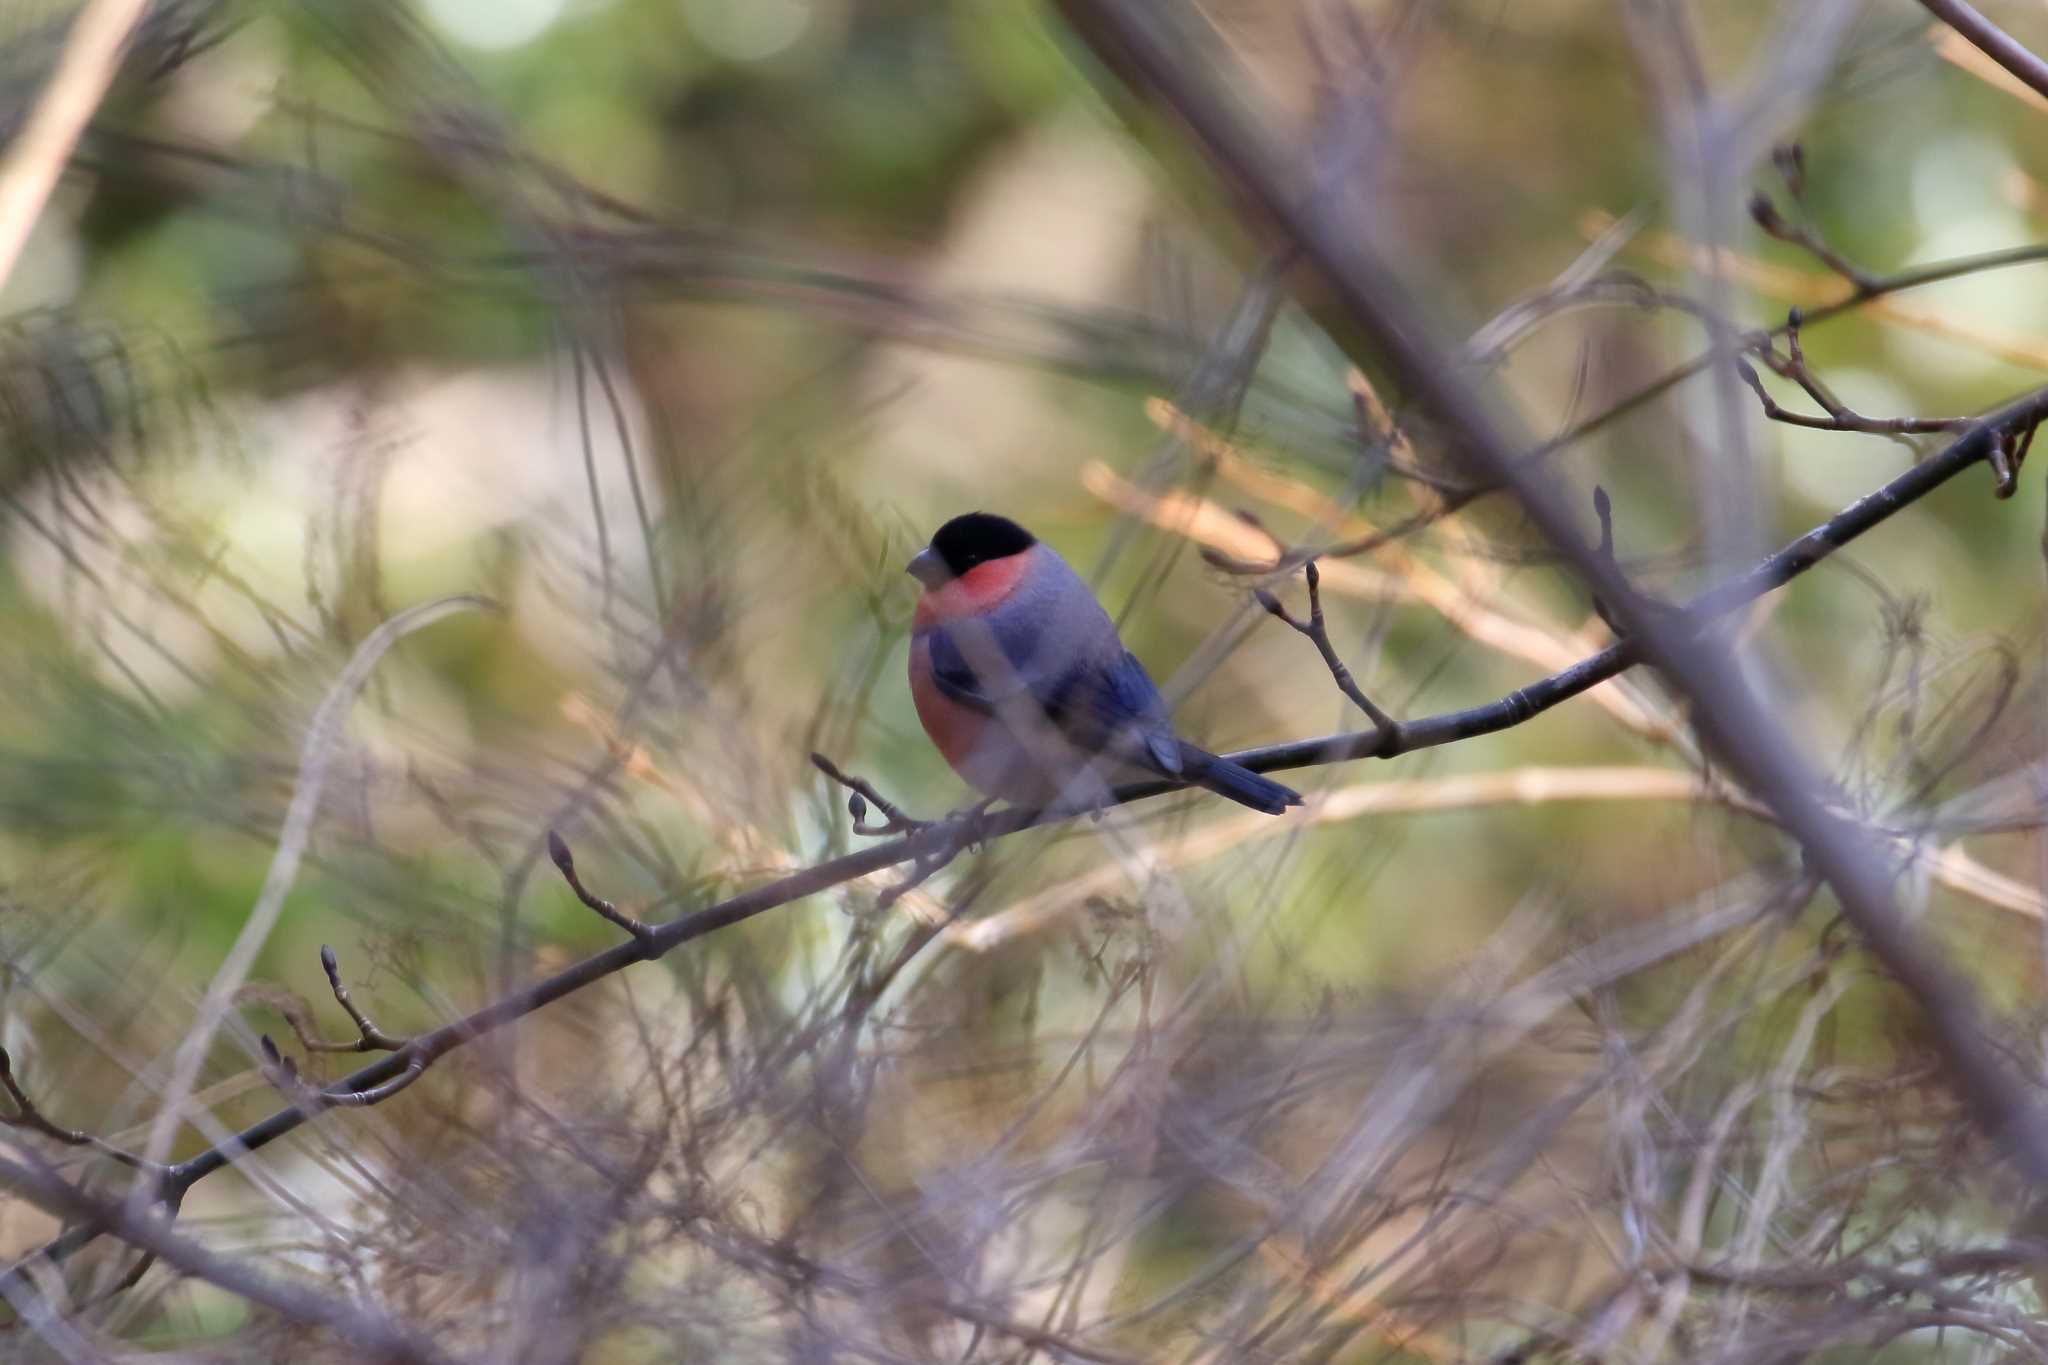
[1177,742,1303,815]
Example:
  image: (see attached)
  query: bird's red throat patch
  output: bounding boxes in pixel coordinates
[912,549,1032,630]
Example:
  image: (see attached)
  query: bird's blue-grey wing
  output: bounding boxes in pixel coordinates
[923,610,1047,713]
[926,604,1180,777]
[1053,650,1181,775]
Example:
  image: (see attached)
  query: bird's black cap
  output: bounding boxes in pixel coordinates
[928,512,1036,577]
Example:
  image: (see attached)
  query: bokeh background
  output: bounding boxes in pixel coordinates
[1,0,2046,1359]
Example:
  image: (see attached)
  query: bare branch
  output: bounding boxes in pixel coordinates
[1919,0,2048,107]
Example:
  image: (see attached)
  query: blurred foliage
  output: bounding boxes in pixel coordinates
[0,0,2045,1360]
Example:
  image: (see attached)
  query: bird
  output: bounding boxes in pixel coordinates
[905,512,1303,815]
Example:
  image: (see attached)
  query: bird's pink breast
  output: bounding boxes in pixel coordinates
[907,633,987,771]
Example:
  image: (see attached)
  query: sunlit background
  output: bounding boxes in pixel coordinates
[0,0,2045,1358]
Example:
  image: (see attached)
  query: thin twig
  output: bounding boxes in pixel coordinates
[1734,358,1966,436]
[546,830,656,945]
[1748,191,1879,294]
[1082,459,1673,740]
[1255,559,1400,744]
[1601,212,2048,371]
[305,946,408,1052]
[808,752,933,836]
[0,1048,165,1175]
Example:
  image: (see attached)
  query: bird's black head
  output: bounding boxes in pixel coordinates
[927,512,1036,578]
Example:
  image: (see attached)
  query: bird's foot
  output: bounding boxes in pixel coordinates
[944,796,1000,852]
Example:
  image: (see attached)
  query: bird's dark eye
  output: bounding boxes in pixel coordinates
[930,512,1036,575]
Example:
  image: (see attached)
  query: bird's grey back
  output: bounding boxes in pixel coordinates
[985,545,1179,769]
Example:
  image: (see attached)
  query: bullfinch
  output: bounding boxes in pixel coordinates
[906,512,1303,815]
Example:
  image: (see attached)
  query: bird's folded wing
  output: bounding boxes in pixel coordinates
[928,627,1180,776]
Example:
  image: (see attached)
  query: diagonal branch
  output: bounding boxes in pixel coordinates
[1050,0,2048,1186]
[0,1152,456,1365]
[1918,0,2048,106]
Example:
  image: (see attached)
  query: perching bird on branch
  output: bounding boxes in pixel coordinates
[906,512,1302,815]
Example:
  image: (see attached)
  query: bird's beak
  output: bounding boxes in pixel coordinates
[906,547,950,588]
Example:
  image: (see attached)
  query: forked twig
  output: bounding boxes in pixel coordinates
[302,946,408,1053]
[810,756,1007,910]
[1748,189,1878,294]
[258,1036,426,1112]
[809,752,933,837]
[1737,309,1969,440]
[1255,559,1400,749]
